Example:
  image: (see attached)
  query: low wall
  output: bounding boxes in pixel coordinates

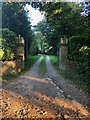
[0,61,17,75]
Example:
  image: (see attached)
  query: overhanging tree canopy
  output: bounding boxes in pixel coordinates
[2,2,32,59]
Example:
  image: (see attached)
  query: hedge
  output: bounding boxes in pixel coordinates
[68,35,90,75]
[0,28,17,61]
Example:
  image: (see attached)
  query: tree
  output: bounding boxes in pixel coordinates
[30,29,46,55]
[34,20,54,54]
[31,2,90,87]
[2,2,32,59]
[32,2,89,55]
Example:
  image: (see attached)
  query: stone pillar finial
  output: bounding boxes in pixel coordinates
[19,34,21,39]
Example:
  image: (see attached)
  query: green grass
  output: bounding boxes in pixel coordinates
[24,55,41,72]
[49,55,89,93]
[2,72,21,81]
[39,55,46,76]
[2,55,41,81]
[49,55,59,67]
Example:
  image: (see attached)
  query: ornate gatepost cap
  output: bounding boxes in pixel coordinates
[16,35,24,45]
[20,37,24,44]
[60,36,68,46]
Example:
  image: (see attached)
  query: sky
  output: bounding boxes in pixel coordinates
[25,4,44,26]
[25,1,88,26]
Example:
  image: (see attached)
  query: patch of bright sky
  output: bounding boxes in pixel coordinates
[25,0,87,26]
[25,4,44,26]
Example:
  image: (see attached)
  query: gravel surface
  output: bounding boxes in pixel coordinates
[46,56,90,108]
[2,55,90,119]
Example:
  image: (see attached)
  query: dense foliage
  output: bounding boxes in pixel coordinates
[2,2,32,59]
[32,2,90,84]
[68,36,86,62]
[68,35,90,75]
[32,2,89,54]
[0,28,16,60]
[32,21,53,55]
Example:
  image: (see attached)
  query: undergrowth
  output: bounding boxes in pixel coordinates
[49,55,89,93]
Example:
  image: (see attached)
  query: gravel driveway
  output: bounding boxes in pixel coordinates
[46,56,90,108]
[2,55,90,119]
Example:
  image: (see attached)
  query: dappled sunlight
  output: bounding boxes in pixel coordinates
[2,89,40,118]
[2,87,90,118]
[53,8,62,14]
[21,75,50,84]
[28,90,90,118]
[2,54,90,119]
[2,89,55,118]
[54,97,90,117]
[2,1,90,119]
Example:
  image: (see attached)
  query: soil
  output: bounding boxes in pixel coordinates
[1,55,90,119]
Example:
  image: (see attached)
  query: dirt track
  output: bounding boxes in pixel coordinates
[1,55,90,119]
[46,56,90,108]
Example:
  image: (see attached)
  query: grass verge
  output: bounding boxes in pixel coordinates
[49,55,89,93]
[39,55,46,76]
[2,55,41,81]
[24,55,41,72]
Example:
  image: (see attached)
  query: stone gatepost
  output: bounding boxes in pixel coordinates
[59,36,68,68]
[16,35,25,72]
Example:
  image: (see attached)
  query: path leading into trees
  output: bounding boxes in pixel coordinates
[2,55,90,119]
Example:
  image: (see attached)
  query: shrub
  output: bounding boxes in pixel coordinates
[68,35,90,76]
[1,28,17,60]
[68,35,86,61]
[79,45,90,74]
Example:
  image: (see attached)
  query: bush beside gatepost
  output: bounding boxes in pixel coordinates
[0,28,25,75]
